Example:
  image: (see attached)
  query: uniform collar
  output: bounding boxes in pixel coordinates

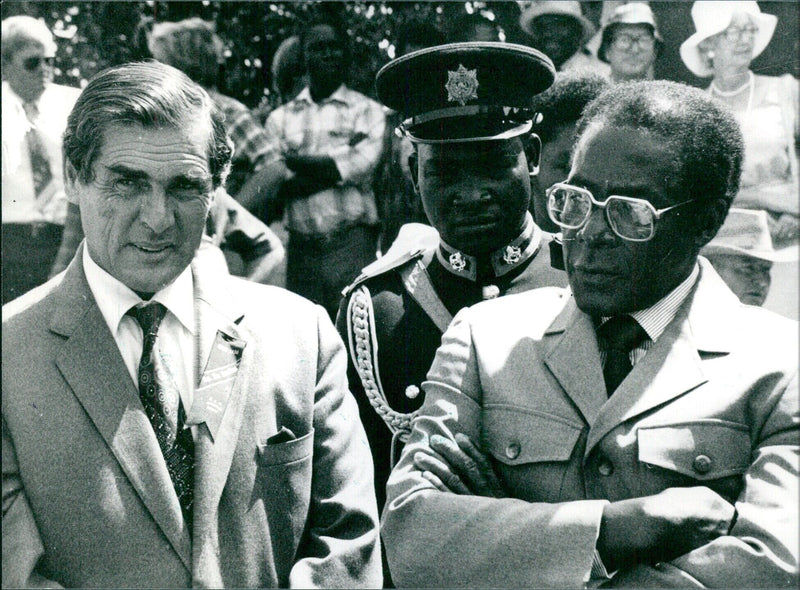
[436,212,541,282]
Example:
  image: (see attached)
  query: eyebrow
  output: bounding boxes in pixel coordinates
[105,164,211,189]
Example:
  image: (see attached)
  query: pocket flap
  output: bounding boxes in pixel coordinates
[259,428,314,466]
[638,420,750,479]
[484,405,582,466]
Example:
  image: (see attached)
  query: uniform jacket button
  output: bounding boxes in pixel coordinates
[693,454,713,474]
[505,442,521,460]
[597,457,614,476]
[405,385,420,399]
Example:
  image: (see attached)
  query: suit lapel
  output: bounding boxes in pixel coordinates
[50,250,192,571]
[188,260,250,585]
[585,260,736,455]
[543,297,607,426]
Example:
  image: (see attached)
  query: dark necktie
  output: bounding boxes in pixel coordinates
[128,303,195,527]
[597,315,648,395]
[22,102,53,199]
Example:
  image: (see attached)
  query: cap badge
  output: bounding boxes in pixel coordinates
[446,64,479,106]
[449,251,467,272]
[502,245,522,265]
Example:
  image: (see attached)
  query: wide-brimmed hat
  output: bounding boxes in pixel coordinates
[375,42,555,144]
[519,1,596,46]
[702,208,796,262]
[598,2,663,63]
[680,1,777,78]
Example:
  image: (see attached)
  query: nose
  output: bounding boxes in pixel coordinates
[138,188,174,235]
[576,206,616,245]
[451,173,493,205]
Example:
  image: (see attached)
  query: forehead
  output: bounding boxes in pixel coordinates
[93,122,212,179]
[612,23,653,37]
[728,12,756,27]
[570,125,678,200]
[419,138,523,163]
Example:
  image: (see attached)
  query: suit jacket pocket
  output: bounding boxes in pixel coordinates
[258,428,314,466]
[637,420,750,502]
[483,405,584,501]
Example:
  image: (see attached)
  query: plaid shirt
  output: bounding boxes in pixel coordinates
[208,90,271,195]
[264,84,386,236]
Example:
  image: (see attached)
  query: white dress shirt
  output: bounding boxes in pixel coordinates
[82,246,196,419]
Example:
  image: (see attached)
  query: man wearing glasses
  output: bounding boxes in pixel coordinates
[382,81,798,587]
[1,16,81,304]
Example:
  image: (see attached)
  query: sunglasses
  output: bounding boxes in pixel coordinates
[546,182,694,242]
[22,56,54,71]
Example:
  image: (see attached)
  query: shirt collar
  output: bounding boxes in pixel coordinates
[83,245,195,336]
[436,212,541,282]
[601,263,700,343]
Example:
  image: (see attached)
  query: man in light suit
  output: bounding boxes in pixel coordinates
[382,81,798,587]
[2,61,381,588]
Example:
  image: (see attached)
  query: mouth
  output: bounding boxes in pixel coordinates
[132,243,173,255]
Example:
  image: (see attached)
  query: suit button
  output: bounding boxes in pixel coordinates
[693,454,712,474]
[505,442,521,460]
[597,458,614,476]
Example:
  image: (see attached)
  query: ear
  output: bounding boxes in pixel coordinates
[408,150,420,195]
[694,198,730,249]
[523,132,542,177]
[63,159,81,204]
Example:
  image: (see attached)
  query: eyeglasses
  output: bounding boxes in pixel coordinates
[546,183,694,242]
[721,25,758,42]
[611,33,655,50]
[22,56,54,71]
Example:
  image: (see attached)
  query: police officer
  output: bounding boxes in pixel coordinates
[336,43,566,520]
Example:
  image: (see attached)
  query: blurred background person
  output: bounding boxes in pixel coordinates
[446,11,501,43]
[253,35,307,127]
[680,1,798,248]
[519,0,609,77]
[529,72,611,233]
[702,208,793,307]
[597,2,662,83]
[262,15,386,319]
[1,16,81,304]
[50,17,285,285]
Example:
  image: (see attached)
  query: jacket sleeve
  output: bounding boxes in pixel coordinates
[607,368,799,588]
[288,306,382,588]
[2,416,63,589]
[382,308,608,588]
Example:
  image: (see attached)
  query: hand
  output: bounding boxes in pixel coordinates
[768,213,799,247]
[413,433,506,498]
[598,486,735,571]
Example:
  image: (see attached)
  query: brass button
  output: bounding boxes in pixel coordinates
[505,442,521,460]
[693,454,712,474]
[597,458,614,476]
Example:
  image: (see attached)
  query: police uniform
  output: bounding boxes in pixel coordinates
[335,43,565,514]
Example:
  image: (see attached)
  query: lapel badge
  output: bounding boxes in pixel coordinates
[502,245,522,265]
[446,64,479,106]
[449,251,467,272]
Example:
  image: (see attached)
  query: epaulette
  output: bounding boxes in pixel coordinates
[341,223,439,297]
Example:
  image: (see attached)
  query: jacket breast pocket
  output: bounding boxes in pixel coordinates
[258,428,314,466]
[637,420,750,502]
[483,405,584,501]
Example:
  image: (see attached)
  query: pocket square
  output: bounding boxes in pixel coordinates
[266,426,296,446]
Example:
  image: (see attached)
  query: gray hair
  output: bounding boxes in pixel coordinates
[1,16,57,64]
[63,61,232,188]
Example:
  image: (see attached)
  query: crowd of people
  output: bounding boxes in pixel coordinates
[2,1,798,588]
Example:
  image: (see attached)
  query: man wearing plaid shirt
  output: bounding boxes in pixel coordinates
[263,16,386,318]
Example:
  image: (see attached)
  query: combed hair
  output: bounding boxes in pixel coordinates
[148,18,221,88]
[63,61,232,188]
[531,72,610,144]
[576,80,743,206]
[1,15,57,63]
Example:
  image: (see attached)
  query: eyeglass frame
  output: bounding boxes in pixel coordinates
[22,56,55,71]
[719,25,759,43]
[610,32,656,51]
[546,182,695,242]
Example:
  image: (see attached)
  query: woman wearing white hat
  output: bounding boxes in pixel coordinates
[680,1,799,248]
